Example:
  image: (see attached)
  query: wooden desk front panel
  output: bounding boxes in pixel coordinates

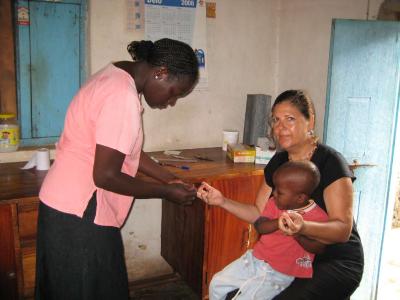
[161,174,264,299]
[0,148,265,299]
[204,175,263,295]
[0,204,19,300]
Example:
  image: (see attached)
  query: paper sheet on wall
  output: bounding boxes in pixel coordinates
[144,0,196,45]
[127,0,145,32]
[192,0,208,90]
[143,0,208,90]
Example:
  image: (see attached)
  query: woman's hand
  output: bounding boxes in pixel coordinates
[196,182,225,206]
[278,211,305,235]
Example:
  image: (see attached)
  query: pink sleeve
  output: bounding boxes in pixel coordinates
[95,88,141,155]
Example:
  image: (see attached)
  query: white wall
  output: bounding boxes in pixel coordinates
[277,0,382,138]
[89,0,280,281]
[0,0,383,282]
[87,0,383,281]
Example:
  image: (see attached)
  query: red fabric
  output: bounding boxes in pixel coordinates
[253,198,328,278]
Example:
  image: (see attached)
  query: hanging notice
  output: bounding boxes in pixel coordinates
[144,0,208,89]
[127,0,145,32]
[127,1,208,89]
[17,6,30,26]
[144,0,197,45]
[192,0,208,90]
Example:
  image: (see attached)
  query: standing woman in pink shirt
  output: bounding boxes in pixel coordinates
[35,38,199,300]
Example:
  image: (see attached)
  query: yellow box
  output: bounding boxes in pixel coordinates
[227,144,256,163]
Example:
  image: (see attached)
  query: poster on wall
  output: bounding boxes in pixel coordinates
[143,0,208,90]
[17,6,30,26]
[127,0,144,32]
[191,0,208,90]
[144,0,197,45]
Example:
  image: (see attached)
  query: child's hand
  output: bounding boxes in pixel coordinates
[278,211,304,235]
[196,182,225,206]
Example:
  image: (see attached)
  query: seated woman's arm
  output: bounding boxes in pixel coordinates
[282,177,353,244]
[220,180,272,223]
[294,235,326,254]
[255,215,326,254]
[197,180,272,224]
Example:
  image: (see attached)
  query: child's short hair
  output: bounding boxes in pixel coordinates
[275,160,320,195]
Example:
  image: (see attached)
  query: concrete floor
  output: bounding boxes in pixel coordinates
[377,227,400,300]
[129,273,198,300]
[128,228,400,300]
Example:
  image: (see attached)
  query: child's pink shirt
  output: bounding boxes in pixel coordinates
[39,64,143,227]
[253,198,328,278]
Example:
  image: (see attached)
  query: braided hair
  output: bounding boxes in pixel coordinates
[127,38,199,85]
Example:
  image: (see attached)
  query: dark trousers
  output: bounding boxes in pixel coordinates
[35,193,129,300]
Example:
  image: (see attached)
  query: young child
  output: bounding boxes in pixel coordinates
[197,160,329,300]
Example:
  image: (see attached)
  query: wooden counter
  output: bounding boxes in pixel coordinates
[0,147,265,299]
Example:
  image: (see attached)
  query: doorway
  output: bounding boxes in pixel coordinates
[377,126,400,299]
[324,19,400,300]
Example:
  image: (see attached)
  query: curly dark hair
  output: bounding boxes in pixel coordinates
[127,38,199,85]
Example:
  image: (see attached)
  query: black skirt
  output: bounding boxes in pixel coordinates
[35,193,129,300]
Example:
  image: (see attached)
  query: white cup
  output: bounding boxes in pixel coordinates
[222,130,239,151]
[36,148,51,170]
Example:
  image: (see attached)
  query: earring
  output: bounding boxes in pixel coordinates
[308,129,314,136]
[155,75,159,79]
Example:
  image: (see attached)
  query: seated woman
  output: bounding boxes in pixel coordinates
[197,160,329,300]
[200,90,364,300]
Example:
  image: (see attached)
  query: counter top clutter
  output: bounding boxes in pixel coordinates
[0,147,265,300]
[0,147,264,202]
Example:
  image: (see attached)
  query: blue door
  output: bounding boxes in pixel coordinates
[15,0,86,145]
[324,20,400,299]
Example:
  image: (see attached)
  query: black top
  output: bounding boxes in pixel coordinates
[264,143,363,264]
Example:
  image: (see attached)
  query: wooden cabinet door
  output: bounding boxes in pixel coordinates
[202,175,264,297]
[15,0,87,146]
[18,199,39,298]
[0,204,18,300]
[161,197,205,296]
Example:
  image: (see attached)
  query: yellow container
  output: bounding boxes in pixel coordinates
[227,144,256,163]
[0,113,20,152]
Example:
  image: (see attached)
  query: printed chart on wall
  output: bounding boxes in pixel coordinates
[128,0,208,90]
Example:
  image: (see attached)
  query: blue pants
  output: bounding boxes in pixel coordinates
[209,250,294,300]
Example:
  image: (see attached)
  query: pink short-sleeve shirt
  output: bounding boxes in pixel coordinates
[39,64,143,227]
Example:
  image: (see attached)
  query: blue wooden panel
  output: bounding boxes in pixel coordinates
[15,1,32,139]
[15,0,87,146]
[343,97,371,161]
[353,190,361,224]
[324,20,400,299]
[30,1,80,138]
